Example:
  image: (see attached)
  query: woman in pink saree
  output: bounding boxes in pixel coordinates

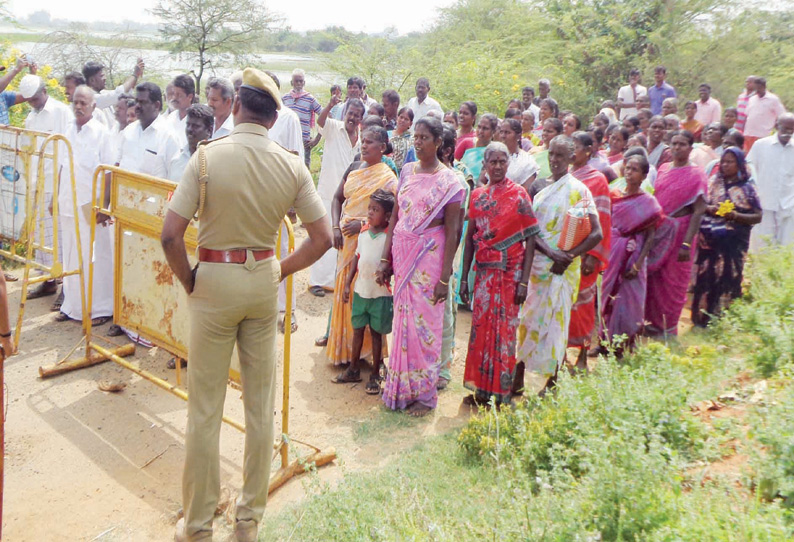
[645,130,707,336]
[599,155,665,354]
[377,117,465,417]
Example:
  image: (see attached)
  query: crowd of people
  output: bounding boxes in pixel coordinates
[2,54,794,542]
[1,58,792,412]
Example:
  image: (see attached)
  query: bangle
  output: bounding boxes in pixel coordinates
[333,226,341,230]
[439,279,449,286]
[518,282,528,287]
[0,330,11,338]
[681,242,691,248]
[380,258,390,263]
[631,264,639,273]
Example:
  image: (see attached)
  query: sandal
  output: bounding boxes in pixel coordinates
[27,281,57,299]
[332,367,362,383]
[50,290,64,312]
[436,377,450,391]
[91,316,112,327]
[167,357,187,370]
[365,376,381,395]
[107,324,124,337]
[54,311,70,322]
[308,285,325,298]
[3,272,17,282]
[278,313,298,334]
[315,335,328,347]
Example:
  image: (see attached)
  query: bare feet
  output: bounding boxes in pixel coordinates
[407,402,432,417]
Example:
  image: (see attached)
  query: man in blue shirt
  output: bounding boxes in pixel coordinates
[0,58,34,125]
[647,66,677,116]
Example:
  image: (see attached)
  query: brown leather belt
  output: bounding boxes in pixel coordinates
[198,247,275,264]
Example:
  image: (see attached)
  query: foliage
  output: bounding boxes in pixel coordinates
[711,247,794,377]
[150,0,279,95]
[325,0,794,118]
[31,27,149,89]
[0,42,67,128]
[260,250,794,542]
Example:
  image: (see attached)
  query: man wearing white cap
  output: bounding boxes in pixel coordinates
[56,86,115,326]
[0,58,35,125]
[20,74,74,306]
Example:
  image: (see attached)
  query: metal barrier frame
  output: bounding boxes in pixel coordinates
[0,127,87,350]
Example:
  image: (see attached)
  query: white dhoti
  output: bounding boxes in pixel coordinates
[750,209,794,252]
[308,196,337,289]
[33,192,60,269]
[60,208,114,320]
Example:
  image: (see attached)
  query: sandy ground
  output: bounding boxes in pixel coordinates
[1,226,489,541]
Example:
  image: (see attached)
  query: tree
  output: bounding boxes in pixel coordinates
[150,0,279,95]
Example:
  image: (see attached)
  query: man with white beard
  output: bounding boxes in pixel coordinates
[55,86,114,326]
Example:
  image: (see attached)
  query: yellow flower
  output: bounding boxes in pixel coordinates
[512,74,519,80]
[499,70,504,76]
[716,200,735,217]
[512,84,519,91]
[47,78,59,88]
[494,90,501,96]
[474,84,482,90]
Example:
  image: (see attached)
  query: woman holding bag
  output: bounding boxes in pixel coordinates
[517,135,603,396]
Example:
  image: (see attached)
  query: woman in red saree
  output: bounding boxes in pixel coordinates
[645,130,707,336]
[376,117,465,417]
[460,142,539,405]
[567,132,611,369]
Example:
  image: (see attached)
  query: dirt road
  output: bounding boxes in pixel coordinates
[2,236,483,541]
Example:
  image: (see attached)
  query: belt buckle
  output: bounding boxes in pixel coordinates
[244,249,256,270]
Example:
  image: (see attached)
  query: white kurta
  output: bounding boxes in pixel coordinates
[309,118,359,289]
[211,114,234,140]
[117,116,181,179]
[167,109,188,148]
[270,107,305,312]
[60,118,115,320]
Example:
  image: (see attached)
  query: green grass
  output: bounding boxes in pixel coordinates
[260,247,794,541]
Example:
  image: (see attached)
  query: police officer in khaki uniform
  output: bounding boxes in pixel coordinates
[162,68,331,542]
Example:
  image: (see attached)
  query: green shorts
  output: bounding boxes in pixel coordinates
[351,293,393,335]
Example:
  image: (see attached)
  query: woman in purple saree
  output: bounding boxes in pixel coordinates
[600,155,664,353]
[377,117,465,417]
[645,130,708,336]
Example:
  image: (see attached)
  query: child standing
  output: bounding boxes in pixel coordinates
[337,189,394,394]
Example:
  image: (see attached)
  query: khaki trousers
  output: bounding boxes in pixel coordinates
[182,254,280,540]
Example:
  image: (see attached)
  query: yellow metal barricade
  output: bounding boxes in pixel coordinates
[39,165,335,492]
[0,126,87,350]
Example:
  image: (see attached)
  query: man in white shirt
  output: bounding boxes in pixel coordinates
[694,83,722,126]
[360,79,378,110]
[747,113,794,251]
[407,77,443,127]
[110,82,180,339]
[83,59,144,127]
[167,74,195,148]
[617,68,647,120]
[117,82,181,180]
[57,86,115,325]
[168,104,214,183]
[19,74,74,303]
[205,77,234,140]
[309,94,364,304]
[521,86,541,122]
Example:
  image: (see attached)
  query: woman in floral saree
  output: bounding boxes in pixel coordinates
[645,130,708,336]
[377,117,465,417]
[691,147,761,327]
[327,126,398,370]
[460,142,539,405]
[517,136,603,395]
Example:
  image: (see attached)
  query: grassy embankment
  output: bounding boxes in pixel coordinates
[261,247,794,541]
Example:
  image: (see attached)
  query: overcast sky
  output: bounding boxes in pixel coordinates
[8,0,454,34]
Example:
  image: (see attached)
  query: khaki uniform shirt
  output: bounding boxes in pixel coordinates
[168,123,326,250]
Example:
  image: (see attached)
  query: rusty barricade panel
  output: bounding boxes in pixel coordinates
[110,168,196,360]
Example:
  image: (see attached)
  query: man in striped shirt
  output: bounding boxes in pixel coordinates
[282,68,323,167]
[735,75,755,133]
